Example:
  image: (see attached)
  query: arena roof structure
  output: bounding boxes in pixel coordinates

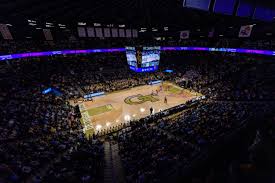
[1,0,275,39]
[2,0,275,26]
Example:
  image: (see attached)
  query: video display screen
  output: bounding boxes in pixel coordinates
[141,46,161,67]
[125,47,137,67]
[125,46,160,72]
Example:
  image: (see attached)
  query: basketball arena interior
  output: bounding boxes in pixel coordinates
[1,0,275,183]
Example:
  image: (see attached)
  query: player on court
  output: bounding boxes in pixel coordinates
[150,107,153,115]
[164,96,167,104]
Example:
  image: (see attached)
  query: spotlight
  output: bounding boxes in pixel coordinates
[124,115,131,121]
[95,125,102,131]
[140,108,145,113]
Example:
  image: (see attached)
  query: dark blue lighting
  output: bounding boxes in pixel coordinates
[253,7,273,21]
[42,88,62,96]
[237,0,254,17]
[164,69,174,73]
[214,0,236,15]
[42,88,52,94]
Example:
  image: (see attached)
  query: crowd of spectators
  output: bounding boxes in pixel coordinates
[118,123,199,182]
[117,101,274,182]
[43,138,104,183]
[0,48,168,182]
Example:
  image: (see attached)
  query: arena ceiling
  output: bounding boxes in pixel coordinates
[1,0,275,26]
[1,0,275,40]
[2,0,185,25]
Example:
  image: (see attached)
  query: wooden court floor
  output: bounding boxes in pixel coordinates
[78,82,200,134]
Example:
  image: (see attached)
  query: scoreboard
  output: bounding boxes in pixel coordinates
[183,0,211,11]
[125,46,160,72]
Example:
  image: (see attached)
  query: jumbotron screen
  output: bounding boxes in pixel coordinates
[125,46,160,72]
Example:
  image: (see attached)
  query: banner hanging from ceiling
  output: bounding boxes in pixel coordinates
[43,29,53,40]
[180,30,190,39]
[77,27,87,37]
[111,28,118,37]
[0,24,13,40]
[239,25,254,37]
[103,28,111,37]
[87,27,95,37]
[95,28,103,38]
[132,29,138,38]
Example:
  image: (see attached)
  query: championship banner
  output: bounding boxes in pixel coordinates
[77,27,87,37]
[0,24,13,40]
[111,28,118,37]
[95,28,103,38]
[126,29,132,38]
[43,29,53,40]
[239,25,254,38]
[87,27,95,37]
[180,30,190,39]
[103,28,111,37]
[119,29,125,37]
[132,29,138,38]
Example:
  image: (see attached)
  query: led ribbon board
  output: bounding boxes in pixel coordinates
[161,47,275,56]
[1,47,275,61]
[148,80,162,85]
[0,48,125,61]
[84,92,105,99]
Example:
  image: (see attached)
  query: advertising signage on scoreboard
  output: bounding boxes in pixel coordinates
[125,46,160,73]
[125,47,137,67]
[142,47,160,68]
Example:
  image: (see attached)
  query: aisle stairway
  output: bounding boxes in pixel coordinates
[103,141,126,183]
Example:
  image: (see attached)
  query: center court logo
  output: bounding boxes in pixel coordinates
[124,94,159,105]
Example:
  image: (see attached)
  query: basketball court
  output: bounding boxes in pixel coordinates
[78,82,201,136]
